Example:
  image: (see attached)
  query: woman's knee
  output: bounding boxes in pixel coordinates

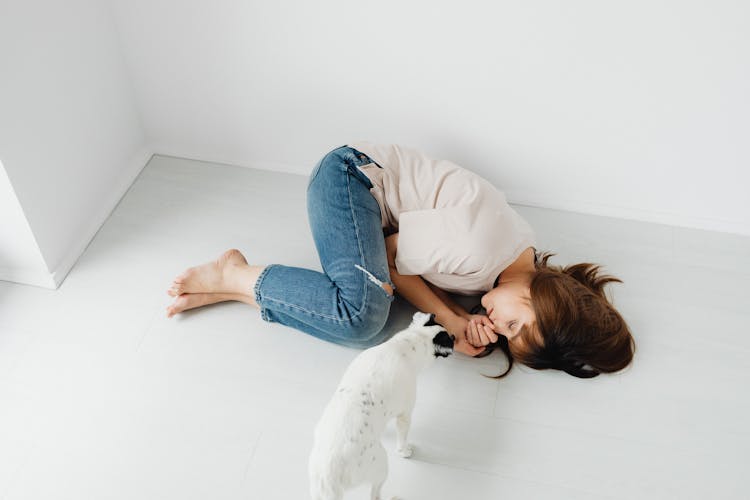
[309,147,348,181]
[342,307,390,348]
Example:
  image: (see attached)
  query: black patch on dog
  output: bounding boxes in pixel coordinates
[425,313,439,327]
[432,330,454,358]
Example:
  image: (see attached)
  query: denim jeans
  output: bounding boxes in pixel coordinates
[253,145,396,348]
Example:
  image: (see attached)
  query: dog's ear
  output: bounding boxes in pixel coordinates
[410,311,434,328]
[424,313,439,327]
[432,330,454,357]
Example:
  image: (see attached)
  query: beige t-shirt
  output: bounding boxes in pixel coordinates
[347,141,537,296]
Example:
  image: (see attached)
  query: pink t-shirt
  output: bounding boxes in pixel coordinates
[347,141,536,296]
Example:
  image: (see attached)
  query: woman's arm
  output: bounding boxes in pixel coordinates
[384,233,485,356]
[424,281,472,321]
[384,233,454,325]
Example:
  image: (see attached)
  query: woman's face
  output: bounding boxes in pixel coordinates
[480,275,536,340]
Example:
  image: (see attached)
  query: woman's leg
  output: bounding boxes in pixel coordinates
[252,146,395,348]
[166,248,264,313]
[166,146,395,348]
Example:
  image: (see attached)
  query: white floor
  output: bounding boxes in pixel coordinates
[1,154,749,500]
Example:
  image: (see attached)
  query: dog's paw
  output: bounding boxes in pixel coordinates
[396,444,414,458]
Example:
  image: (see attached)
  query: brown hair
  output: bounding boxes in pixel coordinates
[484,251,635,379]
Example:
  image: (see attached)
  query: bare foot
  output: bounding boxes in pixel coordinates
[168,249,252,296]
[166,292,253,318]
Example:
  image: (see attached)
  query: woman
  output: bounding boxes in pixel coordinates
[166,143,634,378]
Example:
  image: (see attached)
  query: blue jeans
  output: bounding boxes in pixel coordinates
[252,146,396,348]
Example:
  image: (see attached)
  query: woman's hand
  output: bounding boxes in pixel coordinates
[442,314,491,357]
[465,314,498,348]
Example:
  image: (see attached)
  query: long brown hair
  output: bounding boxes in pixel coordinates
[483,251,635,379]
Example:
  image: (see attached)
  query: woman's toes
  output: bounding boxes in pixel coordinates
[168,272,191,295]
[166,294,196,317]
[166,305,182,318]
[166,303,177,318]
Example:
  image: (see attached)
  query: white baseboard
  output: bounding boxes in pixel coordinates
[0,267,56,289]
[506,191,750,237]
[152,146,310,176]
[46,146,154,289]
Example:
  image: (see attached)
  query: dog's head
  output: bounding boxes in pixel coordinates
[408,312,455,358]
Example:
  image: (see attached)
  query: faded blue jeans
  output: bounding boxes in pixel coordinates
[252,145,396,348]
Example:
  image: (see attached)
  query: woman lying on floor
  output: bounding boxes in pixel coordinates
[166,142,634,378]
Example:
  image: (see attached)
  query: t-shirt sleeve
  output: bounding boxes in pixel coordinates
[394,206,488,277]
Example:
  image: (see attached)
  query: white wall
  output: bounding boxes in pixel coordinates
[2,0,748,290]
[0,0,149,288]
[110,0,750,235]
[0,160,51,288]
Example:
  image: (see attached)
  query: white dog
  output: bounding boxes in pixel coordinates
[308,311,455,500]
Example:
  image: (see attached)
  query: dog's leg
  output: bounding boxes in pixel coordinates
[370,480,383,500]
[369,443,389,500]
[395,413,414,458]
[309,475,343,500]
[309,485,342,500]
